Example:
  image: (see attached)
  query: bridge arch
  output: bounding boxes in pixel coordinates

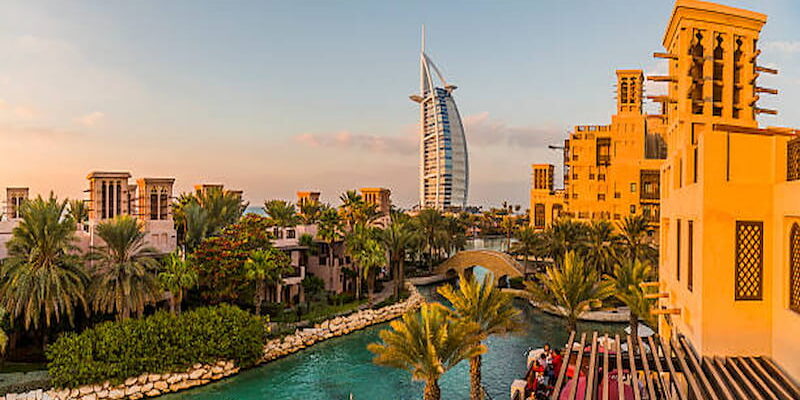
[435,250,524,284]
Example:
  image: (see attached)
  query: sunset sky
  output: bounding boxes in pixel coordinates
[1,0,798,209]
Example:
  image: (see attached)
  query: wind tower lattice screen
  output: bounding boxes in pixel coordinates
[735,221,764,301]
[790,223,800,313]
[787,136,800,181]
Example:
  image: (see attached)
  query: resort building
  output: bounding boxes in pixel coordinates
[410,33,469,211]
[653,0,800,384]
[296,191,321,206]
[86,171,178,254]
[0,187,30,259]
[529,69,667,231]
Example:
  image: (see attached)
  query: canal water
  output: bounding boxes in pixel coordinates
[159,238,623,400]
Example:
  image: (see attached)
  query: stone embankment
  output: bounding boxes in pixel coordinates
[2,284,424,400]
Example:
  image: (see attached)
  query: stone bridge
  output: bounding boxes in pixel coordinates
[434,250,525,284]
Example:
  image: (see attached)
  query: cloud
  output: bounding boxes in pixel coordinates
[293,130,417,155]
[764,41,800,54]
[12,106,37,119]
[463,112,563,148]
[74,111,105,126]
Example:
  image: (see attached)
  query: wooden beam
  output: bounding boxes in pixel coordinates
[602,334,610,400]
[738,358,779,399]
[654,52,679,60]
[760,357,800,399]
[651,308,681,315]
[647,335,672,399]
[661,336,687,400]
[551,331,576,400]
[713,356,750,400]
[746,357,794,400]
[750,49,762,62]
[755,66,778,75]
[645,292,670,299]
[638,338,659,400]
[678,336,725,400]
[755,86,778,95]
[755,107,778,115]
[702,357,736,400]
[567,333,588,400]
[647,75,677,82]
[615,334,624,400]
[670,335,708,400]
[585,332,599,400]
[727,357,765,400]
[626,335,642,400]
[647,95,676,103]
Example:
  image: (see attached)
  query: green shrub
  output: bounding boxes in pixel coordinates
[46,305,267,388]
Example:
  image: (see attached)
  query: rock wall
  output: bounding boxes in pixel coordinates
[2,284,424,400]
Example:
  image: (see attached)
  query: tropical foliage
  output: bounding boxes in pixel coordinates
[0,194,88,330]
[605,258,656,335]
[524,250,613,332]
[368,303,485,400]
[438,273,519,400]
[46,305,267,388]
[89,216,161,320]
[244,248,292,315]
[158,252,198,314]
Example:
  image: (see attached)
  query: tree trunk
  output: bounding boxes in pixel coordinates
[355,265,361,300]
[255,282,264,316]
[470,355,483,400]
[423,378,441,400]
[567,316,577,333]
[630,311,639,339]
[176,290,183,314]
[398,257,405,300]
[367,269,375,305]
[168,293,176,314]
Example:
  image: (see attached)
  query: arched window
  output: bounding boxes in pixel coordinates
[150,188,159,220]
[790,223,800,313]
[101,181,108,219]
[159,189,169,220]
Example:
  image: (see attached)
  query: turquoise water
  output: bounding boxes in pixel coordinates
[160,278,623,400]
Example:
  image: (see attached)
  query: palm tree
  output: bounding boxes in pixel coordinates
[500,216,516,251]
[0,194,88,331]
[158,252,198,314]
[67,199,88,230]
[617,214,657,265]
[605,258,656,337]
[524,251,613,332]
[173,187,247,245]
[344,223,375,299]
[89,215,161,320]
[338,190,364,229]
[379,212,417,299]
[582,220,619,275]
[244,248,292,314]
[182,202,209,252]
[298,200,325,225]
[263,199,298,234]
[368,303,486,400]
[415,209,445,267]
[442,215,467,257]
[438,273,519,400]
[317,207,343,287]
[539,219,589,263]
[353,237,386,304]
[510,226,541,275]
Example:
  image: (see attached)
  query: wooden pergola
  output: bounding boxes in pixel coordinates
[549,331,800,400]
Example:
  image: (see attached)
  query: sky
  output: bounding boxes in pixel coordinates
[0,0,798,209]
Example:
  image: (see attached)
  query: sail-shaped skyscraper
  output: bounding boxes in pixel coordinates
[410,30,469,210]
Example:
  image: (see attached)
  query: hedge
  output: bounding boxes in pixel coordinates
[46,305,267,388]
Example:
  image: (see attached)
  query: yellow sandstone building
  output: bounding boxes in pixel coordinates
[530,70,666,230]
[653,0,800,381]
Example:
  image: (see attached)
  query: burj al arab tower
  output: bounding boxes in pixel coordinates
[409,29,469,210]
